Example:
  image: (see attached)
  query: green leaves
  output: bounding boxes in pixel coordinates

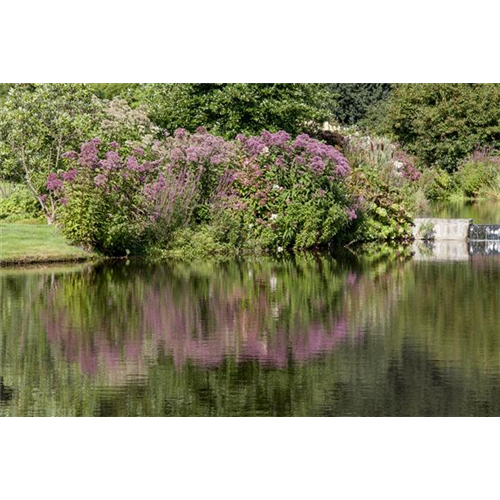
[140,83,335,138]
[386,84,500,171]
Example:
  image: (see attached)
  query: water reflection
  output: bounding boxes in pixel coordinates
[2,252,500,416]
[424,199,500,224]
[413,240,500,260]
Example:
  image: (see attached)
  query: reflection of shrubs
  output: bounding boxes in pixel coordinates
[418,221,435,241]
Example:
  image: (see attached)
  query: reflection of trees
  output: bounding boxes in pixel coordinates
[2,253,500,416]
[41,258,370,374]
[0,377,13,403]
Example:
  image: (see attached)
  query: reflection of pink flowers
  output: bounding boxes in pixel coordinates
[41,267,372,379]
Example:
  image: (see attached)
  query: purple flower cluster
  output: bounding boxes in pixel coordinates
[394,151,421,182]
[166,128,236,168]
[54,130,360,252]
[46,173,63,191]
[77,138,101,168]
[470,147,500,164]
[238,130,351,178]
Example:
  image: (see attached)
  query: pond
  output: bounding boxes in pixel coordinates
[1,251,500,416]
[424,199,500,223]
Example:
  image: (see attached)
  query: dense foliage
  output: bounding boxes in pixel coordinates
[90,83,140,101]
[340,129,418,241]
[0,184,41,222]
[329,84,392,125]
[385,84,500,171]
[0,83,425,258]
[421,149,500,201]
[0,85,160,223]
[140,83,336,138]
[50,130,370,255]
[0,84,102,222]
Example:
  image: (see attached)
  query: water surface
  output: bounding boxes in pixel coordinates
[1,252,500,416]
[425,199,500,223]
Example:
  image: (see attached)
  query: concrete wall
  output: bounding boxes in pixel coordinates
[413,218,472,241]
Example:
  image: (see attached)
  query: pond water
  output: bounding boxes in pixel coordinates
[424,199,500,223]
[2,251,500,416]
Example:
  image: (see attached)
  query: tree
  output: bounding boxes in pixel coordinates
[385,83,500,171]
[140,83,336,138]
[329,83,392,125]
[0,83,13,105]
[90,83,141,103]
[0,84,102,223]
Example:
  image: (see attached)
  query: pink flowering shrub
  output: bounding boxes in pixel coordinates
[212,131,357,251]
[54,130,237,254]
[54,139,162,253]
[53,128,410,256]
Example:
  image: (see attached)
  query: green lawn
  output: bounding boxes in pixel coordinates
[0,223,94,265]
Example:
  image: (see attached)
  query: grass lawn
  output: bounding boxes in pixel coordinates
[0,223,94,265]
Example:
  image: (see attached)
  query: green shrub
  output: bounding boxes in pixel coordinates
[0,185,42,221]
[421,169,455,201]
[348,168,413,242]
[456,162,490,198]
[329,84,392,125]
[140,84,335,138]
[90,83,141,102]
[386,84,500,171]
[454,155,500,198]
[156,226,235,260]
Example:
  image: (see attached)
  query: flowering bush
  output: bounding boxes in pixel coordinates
[347,169,414,242]
[214,131,357,251]
[51,128,414,257]
[52,139,162,254]
[341,127,421,185]
[99,98,160,152]
[53,129,237,254]
[154,127,237,216]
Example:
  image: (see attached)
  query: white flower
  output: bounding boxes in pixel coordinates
[277,246,283,253]
[393,160,404,171]
[270,213,278,221]
[272,184,280,191]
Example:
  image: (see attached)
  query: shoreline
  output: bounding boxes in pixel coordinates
[0,254,96,267]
